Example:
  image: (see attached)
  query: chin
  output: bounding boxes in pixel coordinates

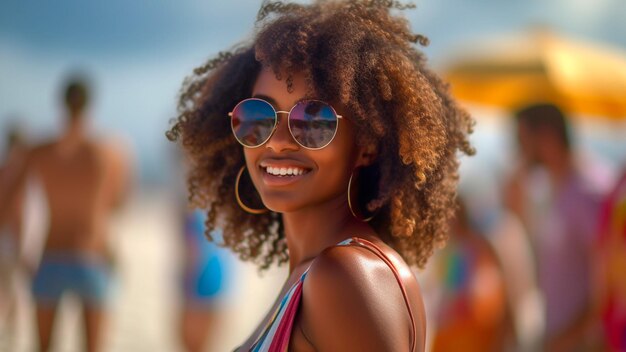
[259,191,310,213]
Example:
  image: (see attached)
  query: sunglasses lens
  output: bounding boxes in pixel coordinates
[289,101,338,149]
[231,99,276,147]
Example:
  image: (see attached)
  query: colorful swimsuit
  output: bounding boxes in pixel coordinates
[246,237,417,352]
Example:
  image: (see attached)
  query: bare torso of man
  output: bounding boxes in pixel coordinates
[30,138,127,256]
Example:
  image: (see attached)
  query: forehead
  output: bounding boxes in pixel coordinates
[252,69,309,109]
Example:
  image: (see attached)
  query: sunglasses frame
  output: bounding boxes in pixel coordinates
[228,98,343,150]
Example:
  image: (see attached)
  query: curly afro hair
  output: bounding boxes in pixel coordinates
[167,0,475,270]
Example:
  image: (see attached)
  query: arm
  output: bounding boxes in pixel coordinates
[101,139,133,211]
[0,148,34,274]
[0,148,32,226]
[300,245,425,352]
[503,169,530,230]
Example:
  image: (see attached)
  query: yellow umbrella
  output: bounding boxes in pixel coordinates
[444,29,626,119]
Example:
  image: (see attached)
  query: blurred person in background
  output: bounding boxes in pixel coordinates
[172,150,238,352]
[0,75,132,352]
[595,168,626,351]
[504,103,611,351]
[166,1,474,350]
[0,124,28,349]
[429,199,513,352]
[179,208,235,352]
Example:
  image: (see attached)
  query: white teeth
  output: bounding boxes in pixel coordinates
[264,166,306,176]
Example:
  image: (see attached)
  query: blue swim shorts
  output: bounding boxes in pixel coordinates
[32,252,112,307]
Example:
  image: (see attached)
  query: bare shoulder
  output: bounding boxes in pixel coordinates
[24,141,57,164]
[97,136,132,166]
[300,240,425,351]
[30,141,56,155]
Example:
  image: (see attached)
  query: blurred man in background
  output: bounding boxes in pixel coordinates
[0,124,28,350]
[505,103,611,351]
[0,76,131,352]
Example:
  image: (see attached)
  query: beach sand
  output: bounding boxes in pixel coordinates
[3,190,287,352]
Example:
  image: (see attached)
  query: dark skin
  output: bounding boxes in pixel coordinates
[237,68,426,351]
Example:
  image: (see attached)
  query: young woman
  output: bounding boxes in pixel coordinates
[167,1,474,351]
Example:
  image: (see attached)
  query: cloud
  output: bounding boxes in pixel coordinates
[0,0,259,55]
[553,0,613,25]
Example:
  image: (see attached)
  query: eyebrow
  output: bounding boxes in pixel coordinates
[252,94,279,108]
[251,94,312,111]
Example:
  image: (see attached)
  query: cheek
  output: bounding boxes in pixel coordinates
[311,151,351,194]
[312,125,359,190]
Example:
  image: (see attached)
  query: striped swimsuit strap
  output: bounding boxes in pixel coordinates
[248,237,417,352]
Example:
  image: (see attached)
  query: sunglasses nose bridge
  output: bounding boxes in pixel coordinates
[264,110,299,151]
[273,111,290,128]
[274,111,289,128]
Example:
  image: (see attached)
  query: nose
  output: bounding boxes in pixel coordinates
[265,113,299,152]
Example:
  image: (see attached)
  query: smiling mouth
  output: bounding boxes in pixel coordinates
[262,165,310,177]
[259,161,311,178]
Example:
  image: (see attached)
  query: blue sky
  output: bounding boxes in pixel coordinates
[1,0,625,183]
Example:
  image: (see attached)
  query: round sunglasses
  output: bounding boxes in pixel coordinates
[228,98,343,150]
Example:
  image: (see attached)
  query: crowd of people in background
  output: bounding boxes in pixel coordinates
[424,103,625,352]
[0,76,625,351]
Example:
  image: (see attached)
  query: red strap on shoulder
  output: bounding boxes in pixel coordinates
[347,237,417,352]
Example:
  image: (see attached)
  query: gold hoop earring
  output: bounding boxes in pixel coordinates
[235,166,268,214]
[348,169,375,222]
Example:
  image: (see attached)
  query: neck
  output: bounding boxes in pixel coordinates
[281,192,376,272]
[64,115,86,140]
[544,149,573,186]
